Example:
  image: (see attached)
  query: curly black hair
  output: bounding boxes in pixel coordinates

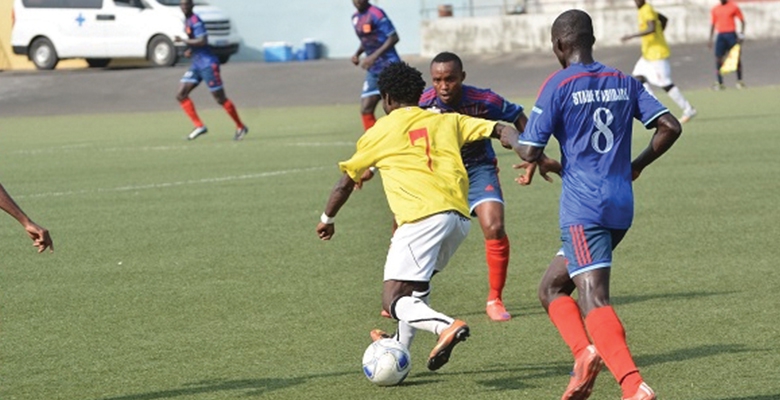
[377,62,426,105]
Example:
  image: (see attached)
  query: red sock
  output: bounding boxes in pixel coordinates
[222,99,244,129]
[361,113,376,131]
[585,306,643,398]
[179,98,204,127]
[485,236,509,301]
[548,296,591,358]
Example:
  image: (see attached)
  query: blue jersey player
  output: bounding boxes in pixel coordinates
[418,52,534,322]
[175,0,247,141]
[516,10,681,400]
[351,0,401,131]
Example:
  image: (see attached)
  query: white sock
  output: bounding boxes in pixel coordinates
[667,86,692,112]
[393,295,454,336]
[394,289,429,349]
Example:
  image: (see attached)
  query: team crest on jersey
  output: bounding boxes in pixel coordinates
[362,24,372,34]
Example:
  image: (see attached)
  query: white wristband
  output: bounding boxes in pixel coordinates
[369,166,377,173]
[320,213,335,224]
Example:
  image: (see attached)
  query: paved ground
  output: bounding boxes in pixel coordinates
[0,39,777,118]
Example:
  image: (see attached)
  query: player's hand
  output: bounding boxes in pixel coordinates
[737,33,745,43]
[174,36,184,43]
[24,221,53,253]
[183,49,192,58]
[631,168,642,181]
[538,156,562,183]
[620,35,631,43]
[361,55,376,70]
[354,168,375,190]
[513,162,538,186]
[351,54,360,66]
[316,222,335,240]
[707,41,713,49]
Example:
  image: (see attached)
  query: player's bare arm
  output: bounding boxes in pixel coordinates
[175,35,207,48]
[621,20,655,42]
[316,173,357,240]
[361,32,399,70]
[631,112,682,180]
[0,184,53,253]
[511,111,538,185]
[352,44,365,66]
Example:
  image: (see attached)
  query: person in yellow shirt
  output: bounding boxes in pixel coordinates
[315,61,532,372]
[621,0,697,123]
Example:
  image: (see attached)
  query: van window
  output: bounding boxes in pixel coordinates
[22,0,103,8]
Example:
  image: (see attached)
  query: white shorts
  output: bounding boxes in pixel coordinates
[632,57,673,87]
[383,211,471,282]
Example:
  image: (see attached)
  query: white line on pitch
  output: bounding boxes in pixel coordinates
[16,166,329,199]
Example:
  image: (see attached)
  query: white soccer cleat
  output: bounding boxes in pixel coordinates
[233,126,249,141]
[680,108,697,124]
[187,126,208,140]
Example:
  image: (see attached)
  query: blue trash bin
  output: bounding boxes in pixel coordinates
[303,39,321,60]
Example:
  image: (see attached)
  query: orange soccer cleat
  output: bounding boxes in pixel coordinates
[427,319,470,371]
[561,345,602,400]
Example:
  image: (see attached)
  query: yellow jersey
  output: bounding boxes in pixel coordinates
[638,3,670,61]
[339,107,497,226]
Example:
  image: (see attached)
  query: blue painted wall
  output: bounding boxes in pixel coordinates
[204,0,422,61]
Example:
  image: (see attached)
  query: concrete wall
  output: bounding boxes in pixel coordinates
[421,1,780,57]
[205,0,422,61]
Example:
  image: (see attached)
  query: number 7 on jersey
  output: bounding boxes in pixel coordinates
[408,128,433,171]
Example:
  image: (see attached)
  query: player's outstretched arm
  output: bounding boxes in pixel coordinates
[316,173,357,240]
[0,183,53,253]
[631,113,682,180]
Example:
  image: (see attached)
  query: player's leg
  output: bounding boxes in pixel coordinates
[570,226,654,400]
[177,68,207,140]
[713,33,731,89]
[382,211,471,371]
[360,71,380,131]
[204,63,248,140]
[469,163,511,321]
[655,60,696,123]
[541,248,600,400]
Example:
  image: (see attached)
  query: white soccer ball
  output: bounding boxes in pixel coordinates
[362,338,411,386]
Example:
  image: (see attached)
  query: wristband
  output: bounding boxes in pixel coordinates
[320,213,335,224]
[369,167,377,173]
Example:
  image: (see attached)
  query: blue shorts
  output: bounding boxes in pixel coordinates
[560,225,627,277]
[181,62,224,92]
[715,32,738,59]
[467,162,503,216]
[361,71,380,98]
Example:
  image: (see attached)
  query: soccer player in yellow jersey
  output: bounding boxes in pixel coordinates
[621,0,697,123]
[316,62,527,372]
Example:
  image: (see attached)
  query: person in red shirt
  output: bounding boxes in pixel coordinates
[708,0,746,90]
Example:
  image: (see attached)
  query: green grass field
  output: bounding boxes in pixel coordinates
[1,86,778,400]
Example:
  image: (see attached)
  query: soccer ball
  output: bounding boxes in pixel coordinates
[362,338,411,386]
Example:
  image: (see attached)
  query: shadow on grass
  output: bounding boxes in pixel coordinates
[417,343,758,392]
[97,370,353,400]
[456,290,732,319]
[717,396,780,400]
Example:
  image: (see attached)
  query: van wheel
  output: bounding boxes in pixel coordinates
[148,35,176,67]
[86,58,111,68]
[30,37,59,70]
[218,55,230,64]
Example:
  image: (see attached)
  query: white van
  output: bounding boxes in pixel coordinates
[11,0,242,70]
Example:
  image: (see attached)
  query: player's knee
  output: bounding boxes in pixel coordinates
[176,93,187,102]
[482,222,505,240]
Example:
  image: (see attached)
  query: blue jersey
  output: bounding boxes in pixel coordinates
[519,62,668,229]
[352,5,401,74]
[185,14,218,69]
[419,85,523,167]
